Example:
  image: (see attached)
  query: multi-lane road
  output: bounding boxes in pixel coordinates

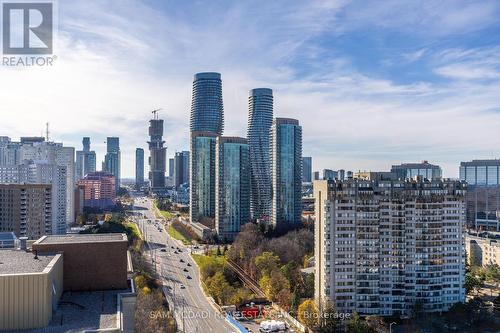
[130,195,235,333]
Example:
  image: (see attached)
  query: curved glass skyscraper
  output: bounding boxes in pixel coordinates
[190,72,224,134]
[247,88,273,221]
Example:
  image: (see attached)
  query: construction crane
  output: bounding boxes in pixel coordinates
[151,108,162,120]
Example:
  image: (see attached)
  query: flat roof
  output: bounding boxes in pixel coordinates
[0,250,56,274]
[20,289,129,333]
[34,233,127,245]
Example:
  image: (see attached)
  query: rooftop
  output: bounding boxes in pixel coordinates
[34,233,127,245]
[18,289,128,333]
[0,250,56,274]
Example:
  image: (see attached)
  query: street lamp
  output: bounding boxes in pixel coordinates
[390,322,397,333]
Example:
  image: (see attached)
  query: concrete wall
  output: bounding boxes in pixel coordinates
[0,254,63,330]
[33,240,128,291]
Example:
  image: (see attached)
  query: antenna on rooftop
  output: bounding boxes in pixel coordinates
[45,122,50,141]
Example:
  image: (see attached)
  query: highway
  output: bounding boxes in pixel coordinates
[130,195,235,333]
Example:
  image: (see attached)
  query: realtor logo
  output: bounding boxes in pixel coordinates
[2,2,53,54]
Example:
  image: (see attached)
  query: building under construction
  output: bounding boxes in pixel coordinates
[148,111,166,192]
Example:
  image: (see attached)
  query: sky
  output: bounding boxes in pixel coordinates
[1,0,500,178]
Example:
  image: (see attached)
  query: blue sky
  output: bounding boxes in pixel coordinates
[1,0,500,177]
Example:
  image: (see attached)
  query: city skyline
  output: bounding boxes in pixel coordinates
[1,1,500,178]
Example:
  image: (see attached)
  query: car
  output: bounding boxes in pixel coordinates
[174,251,178,254]
[186,275,192,279]
[171,246,174,249]
[187,263,191,267]
[180,259,184,263]
[160,248,167,252]
[183,268,188,272]
[180,284,186,289]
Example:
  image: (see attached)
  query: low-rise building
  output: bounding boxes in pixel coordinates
[33,233,129,291]
[466,234,500,267]
[1,233,135,331]
[0,250,63,330]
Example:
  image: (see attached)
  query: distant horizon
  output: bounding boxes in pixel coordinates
[2,1,500,178]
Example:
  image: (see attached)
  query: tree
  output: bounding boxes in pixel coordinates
[347,312,374,333]
[319,300,337,332]
[259,269,290,303]
[486,264,500,286]
[206,271,233,305]
[255,252,281,278]
[465,273,484,295]
[290,288,301,314]
[298,299,319,328]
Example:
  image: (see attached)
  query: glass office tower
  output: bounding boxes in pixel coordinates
[302,156,312,183]
[247,88,273,221]
[190,131,217,222]
[190,72,224,135]
[460,159,500,230]
[215,137,250,241]
[135,148,144,189]
[103,137,120,191]
[270,118,302,231]
[390,161,442,180]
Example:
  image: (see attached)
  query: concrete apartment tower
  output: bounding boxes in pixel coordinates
[314,178,466,317]
[148,113,167,192]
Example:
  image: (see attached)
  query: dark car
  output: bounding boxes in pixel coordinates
[180,259,184,263]
[187,263,191,267]
[160,248,167,252]
[186,275,192,279]
[183,268,188,272]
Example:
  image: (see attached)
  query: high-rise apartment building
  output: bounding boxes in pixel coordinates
[103,137,121,192]
[391,161,442,180]
[18,140,74,233]
[75,137,96,181]
[247,88,273,221]
[215,137,250,241]
[189,72,224,222]
[135,148,144,189]
[190,72,224,134]
[302,157,312,183]
[169,158,175,178]
[270,118,302,231]
[190,131,217,223]
[0,184,52,239]
[148,115,167,192]
[77,171,116,208]
[174,151,189,189]
[314,178,466,317]
[0,137,20,166]
[460,159,500,230]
